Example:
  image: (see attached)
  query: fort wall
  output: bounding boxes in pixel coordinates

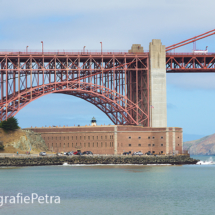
[24,126,183,155]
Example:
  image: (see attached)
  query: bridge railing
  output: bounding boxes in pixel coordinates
[0,50,149,56]
[166,52,215,56]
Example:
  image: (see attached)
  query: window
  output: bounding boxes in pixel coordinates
[178,137,180,138]
[152,144,155,147]
[80,136,81,140]
[76,143,77,146]
[97,142,98,147]
[152,136,155,139]
[161,144,163,146]
[88,136,90,140]
[178,144,180,146]
[68,136,69,140]
[101,136,103,140]
[68,143,69,147]
[60,143,61,147]
[84,143,86,147]
[88,143,90,147]
[148,137,150,139]
[84,136,86,140]
[129,144,131,147]
[72,143,73,147]
[101,142,103,147]
[110,142,111,147]
[93,142,94,147]
[76,136,77,140]
[97,136,98,140]
[110,135,111,139]
[148,144,151,146]
[52,143,53,147]
[152,151,155,153]
[80,143,82,146]
[161,136,163,139]
[44,137,45,140]
[72,136,73,140]
[64,143,65,146]
[105,142,107,147]
[93,136,94,140]
[60,137,61,140]
[48,137,49,140]
[138,144,141,147]
[52,137,53,140]
[121,143,123,147]
[128,136,131,139]
[138,137,141,139]
[161,151,163,154]
[105,136,107,139]
[64,137,65,140]
[56,137,57,140]
[56,143,57,147]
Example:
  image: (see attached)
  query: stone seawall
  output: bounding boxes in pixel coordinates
[0,155,198,166]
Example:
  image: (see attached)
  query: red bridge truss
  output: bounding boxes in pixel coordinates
[0,52,149,126]
[166,53,215,73]
[1,49,215,125]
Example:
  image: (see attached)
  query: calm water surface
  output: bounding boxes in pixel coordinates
[0,155,214,215]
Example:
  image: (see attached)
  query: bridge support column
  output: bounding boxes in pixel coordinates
[149,39,167,127]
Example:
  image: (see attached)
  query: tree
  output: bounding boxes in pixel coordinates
[0,117,19,131]
[0,142,4,150]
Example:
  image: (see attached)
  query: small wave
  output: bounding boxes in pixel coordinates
[61,163,172,167]
[147,164,171,166]
[196,157,215,165]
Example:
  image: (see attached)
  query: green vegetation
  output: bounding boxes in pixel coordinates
[0,117,19,131]
[0,142,4,150]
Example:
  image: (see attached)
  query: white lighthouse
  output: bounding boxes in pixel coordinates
[91,117,97,126]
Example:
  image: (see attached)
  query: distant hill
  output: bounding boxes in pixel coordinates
[183,133,215,155]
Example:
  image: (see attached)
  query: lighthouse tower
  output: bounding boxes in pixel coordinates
[91,117,97,126]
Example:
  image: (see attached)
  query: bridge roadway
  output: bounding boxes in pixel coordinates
[1,51,215,73]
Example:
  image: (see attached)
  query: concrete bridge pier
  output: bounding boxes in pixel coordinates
[149,39,167,127]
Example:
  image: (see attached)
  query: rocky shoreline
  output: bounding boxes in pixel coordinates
[0,155,198,166]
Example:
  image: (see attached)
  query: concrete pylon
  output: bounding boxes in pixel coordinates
[149,39,167,127]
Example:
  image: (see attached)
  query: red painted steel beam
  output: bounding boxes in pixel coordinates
[166,29,215,51]
[166,54,215,72]
[0,54,149,126]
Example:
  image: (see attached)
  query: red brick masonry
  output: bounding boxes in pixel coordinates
[24,125,183,155]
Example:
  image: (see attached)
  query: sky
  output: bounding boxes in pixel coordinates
[1,0,215,141]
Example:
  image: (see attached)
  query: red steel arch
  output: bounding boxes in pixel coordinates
[0,53,149,126]
[3,81,148,125]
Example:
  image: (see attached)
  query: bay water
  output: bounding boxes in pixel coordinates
[0,155,214,215]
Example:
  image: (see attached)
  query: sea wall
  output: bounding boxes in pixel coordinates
[0,155,198,166]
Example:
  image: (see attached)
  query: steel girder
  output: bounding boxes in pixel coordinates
[0,54,149,126]
[166,54,215,72]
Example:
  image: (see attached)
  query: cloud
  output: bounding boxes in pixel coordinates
[1,0,215,51]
